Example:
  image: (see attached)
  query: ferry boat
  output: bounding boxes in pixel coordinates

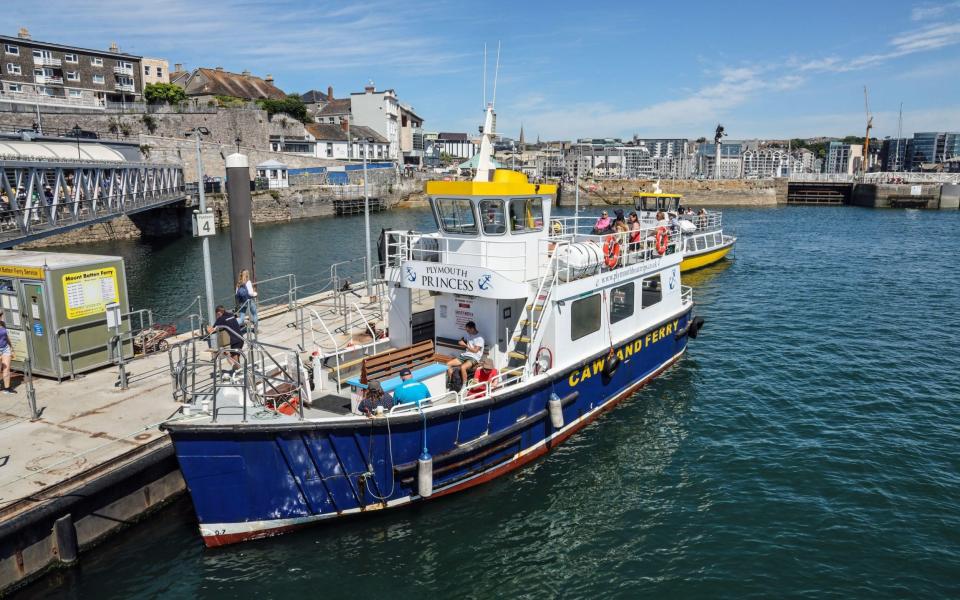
[161,105,706,547]
[634,184,736,273]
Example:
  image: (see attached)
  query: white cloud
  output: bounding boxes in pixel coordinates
[911,1,960,21]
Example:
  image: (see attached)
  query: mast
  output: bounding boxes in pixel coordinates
[474,42,500,182]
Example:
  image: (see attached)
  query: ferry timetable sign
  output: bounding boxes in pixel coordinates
[0,264,44,279]
[399,260,529,299]
[62,267,120,319]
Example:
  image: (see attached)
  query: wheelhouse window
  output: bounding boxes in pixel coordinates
[479,199,506,234]
[508,197,544,233]
[641,274,662,308]
[434,198,478,235]
[610,282,635,324]
[571,293,601,341]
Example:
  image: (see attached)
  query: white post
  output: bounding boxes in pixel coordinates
[362,140,372,297]
[195,132,216,325]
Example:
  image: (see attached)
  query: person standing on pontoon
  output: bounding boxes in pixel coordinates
[235,270,258,330]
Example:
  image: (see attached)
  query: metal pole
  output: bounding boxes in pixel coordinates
[362,140,372,297]
[195,133,216,325]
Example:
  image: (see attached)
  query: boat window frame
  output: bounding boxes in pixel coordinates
[641,274,662,308]
[508,197,545,235]
[478,199,508,236]
[570,293,601,341]
[609,282,635,324]
[433,197,479,236]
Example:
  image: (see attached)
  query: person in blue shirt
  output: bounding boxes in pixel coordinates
[392,368,431,406]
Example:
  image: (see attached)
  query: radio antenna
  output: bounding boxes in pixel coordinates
[482,43,487,109]
[491,41,501,108]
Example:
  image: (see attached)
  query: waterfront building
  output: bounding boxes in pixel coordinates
[141,57,169,85]
[0,28,142,110]
[907,132,960,171]
[304,122,389,161]
[696,141,744,179]
[880,138,909,172]
[824,141,862,175]
[255,159,289,189]
[399,103,425,166]
[350,85,401,160]
[434,132,478,160]
[742,147,791,178]
[175,67,285,104]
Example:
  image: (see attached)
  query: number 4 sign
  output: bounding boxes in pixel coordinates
[193,211,216,237]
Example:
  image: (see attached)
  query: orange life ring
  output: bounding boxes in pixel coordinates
[655,227,669,255]
[603,235,620,268]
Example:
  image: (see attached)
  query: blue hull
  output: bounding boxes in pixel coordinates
[165,309,692,546]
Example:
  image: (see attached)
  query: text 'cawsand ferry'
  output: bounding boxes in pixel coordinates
[161,104,706,547]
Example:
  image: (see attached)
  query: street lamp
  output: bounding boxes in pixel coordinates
[361,138,373,297]
[71,124,82,160]
[186,127,216,325]
[235,134,241,154]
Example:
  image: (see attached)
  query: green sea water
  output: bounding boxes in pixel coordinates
[16,205,960,599]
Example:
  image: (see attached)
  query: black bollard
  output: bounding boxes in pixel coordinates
[225,153,256,283]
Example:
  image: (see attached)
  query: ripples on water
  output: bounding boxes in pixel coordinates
[21,206,960,599]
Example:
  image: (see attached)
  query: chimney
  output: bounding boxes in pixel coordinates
[17,27,31,40]
[327,85,333,100]
[241,69,251,77]
[265,74,274,83]
[341,117,349,133]
[109,41,119,53]
[364,85,375,94]
[215,66,224,71]
[174,63,183,72]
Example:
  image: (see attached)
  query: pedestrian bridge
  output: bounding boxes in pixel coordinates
[0,144,186,248]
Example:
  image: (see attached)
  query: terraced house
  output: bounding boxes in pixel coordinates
[0,28,142,110]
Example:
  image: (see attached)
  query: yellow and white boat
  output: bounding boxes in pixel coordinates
[634,185,736,273]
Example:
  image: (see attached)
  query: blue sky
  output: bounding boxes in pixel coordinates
[8,1,960,140]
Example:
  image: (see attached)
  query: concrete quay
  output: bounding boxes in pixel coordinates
[0,288,368,595]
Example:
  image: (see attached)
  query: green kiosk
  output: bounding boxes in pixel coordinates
[0,250,132,380]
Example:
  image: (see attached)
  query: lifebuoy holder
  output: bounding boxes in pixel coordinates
[534,347,553,375]
[603,235,620,268]
[655,227,669,255]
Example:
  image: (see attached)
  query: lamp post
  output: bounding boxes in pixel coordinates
[187,127,216,325]
[71,124,82,160]
[235,135,241,154]
[361,138,373,297]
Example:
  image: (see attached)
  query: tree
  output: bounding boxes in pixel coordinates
[257,94,309,123]
[143,82,186,105]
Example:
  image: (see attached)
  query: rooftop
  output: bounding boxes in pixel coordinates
[185,68,286,100]
[0,32,142,60]
[316,98,352,116]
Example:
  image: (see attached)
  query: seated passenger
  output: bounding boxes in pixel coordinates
[484,209,505,234]
[592,210,611,234]
[393,368,431,407]
[357,380,393,417]
[446,321,485,387]
[467,357,499,399]
[628,211,642,251]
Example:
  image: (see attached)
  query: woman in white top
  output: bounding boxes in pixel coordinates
[236,269,258,329]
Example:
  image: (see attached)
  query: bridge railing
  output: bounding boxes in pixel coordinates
[790,171,960,185]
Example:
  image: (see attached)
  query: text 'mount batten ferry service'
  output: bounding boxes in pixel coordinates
[162,104,707,547]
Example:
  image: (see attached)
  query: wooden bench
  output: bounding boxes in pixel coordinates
[360,339,438,384]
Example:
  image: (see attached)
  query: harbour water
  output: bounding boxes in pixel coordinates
[18,205,960,599]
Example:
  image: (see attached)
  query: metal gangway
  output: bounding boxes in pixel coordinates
[0,156,186,247]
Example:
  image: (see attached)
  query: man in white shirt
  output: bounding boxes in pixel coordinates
[447,321,485,389]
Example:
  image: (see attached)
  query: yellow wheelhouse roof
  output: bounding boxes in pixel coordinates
[426,169,556,197]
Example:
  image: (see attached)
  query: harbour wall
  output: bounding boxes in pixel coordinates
[556,179,781,207]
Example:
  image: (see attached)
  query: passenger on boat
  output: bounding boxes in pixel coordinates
[207,305,244,371]
[697,208,707,229]
[592,211,611,234]
[628,211,642,251]
[669,212,680,232]
[447,321,485,386]
[393,368,431,407]
[467,357,499,399]
[484,208,506,234]
[358,380,394,416]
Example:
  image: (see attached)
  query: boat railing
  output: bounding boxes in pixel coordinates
[685,212,722,232]
[387,390,459,414]
[384,230,528,280]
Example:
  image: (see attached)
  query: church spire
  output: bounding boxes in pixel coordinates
[519,122,525,153]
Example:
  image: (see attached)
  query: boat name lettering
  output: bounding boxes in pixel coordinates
[568,319,679,387]
[594,260,660,288]
[421,265,474,291]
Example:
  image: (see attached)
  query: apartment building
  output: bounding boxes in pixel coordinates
[824,141,863,175]
[141,57,169,85]
[0,28,142,109]
[350,85,401,160]
[399,103,424,166]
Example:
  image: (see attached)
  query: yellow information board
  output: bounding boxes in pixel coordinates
[0,264,44,279]
[62,267,120,320]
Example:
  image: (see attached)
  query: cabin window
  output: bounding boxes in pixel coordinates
[570,294,601,341]
[508,198,543,234]
[641,274,662,308]
[479,199,506,234]
[686,238,696,252]
[714,232,722,245]
[434,198,478,234]
[609,283,634,324]
[695,236,706,251]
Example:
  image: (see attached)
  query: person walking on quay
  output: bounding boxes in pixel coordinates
[0,319,15,394]
[235,269,258,330]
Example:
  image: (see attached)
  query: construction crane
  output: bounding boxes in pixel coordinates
[862,86,873,174]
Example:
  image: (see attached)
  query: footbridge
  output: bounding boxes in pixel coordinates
[0,140,186,248]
